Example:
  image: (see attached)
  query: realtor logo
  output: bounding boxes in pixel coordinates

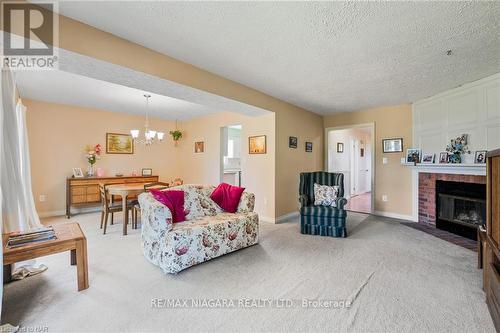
[1,2,58,69]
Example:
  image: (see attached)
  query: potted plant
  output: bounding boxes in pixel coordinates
[169,130,182,146]
[446,134,470,164]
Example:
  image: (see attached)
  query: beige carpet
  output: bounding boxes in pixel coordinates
[1,212,494,332]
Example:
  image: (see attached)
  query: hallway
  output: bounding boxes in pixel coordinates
[345,191,371,214]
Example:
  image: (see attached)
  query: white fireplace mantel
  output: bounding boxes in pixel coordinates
[403,162,486,176]
[407,163,486,222]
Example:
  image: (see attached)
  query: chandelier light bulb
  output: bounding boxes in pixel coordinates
[130,94,164,146]
[130,129,139,139]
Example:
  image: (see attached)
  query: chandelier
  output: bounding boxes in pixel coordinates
[130,94,164,145]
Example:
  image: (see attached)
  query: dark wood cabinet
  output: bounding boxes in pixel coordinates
[483,149,500,332]
[66,175,158,218]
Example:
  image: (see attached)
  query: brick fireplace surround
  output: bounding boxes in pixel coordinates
[418,173,486,225]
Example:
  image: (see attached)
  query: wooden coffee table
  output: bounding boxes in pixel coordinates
[3,223,89,291]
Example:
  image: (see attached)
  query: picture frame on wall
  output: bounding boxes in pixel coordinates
[305,142,313,153]
[72,167,84,178]
[475,150,487,164]
[106,133,134,154]
[439,152,448,164]
[382,138,403,153]
[337,142,344,153]
[289,136,297,149]
[194,141,204,153]
[421,153,435,164]
[406,148,421,163]
[142,168,153,176]
[249,135,266,154]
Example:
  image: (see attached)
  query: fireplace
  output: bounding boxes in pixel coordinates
[435,180,486,240]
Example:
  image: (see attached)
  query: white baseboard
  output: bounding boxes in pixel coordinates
[373,210,415,222]
[38,207,101,218]
[260,216,275,223]
[260,211,299,224]
[275,211,299,224]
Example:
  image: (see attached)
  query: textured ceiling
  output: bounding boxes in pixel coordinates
[59,1,500,114]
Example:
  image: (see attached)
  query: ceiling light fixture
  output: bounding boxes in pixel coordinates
[130,94,164,145]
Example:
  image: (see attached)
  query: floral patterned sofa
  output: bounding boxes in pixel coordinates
[138,184,259,274]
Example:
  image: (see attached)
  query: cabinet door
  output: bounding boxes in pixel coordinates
[71,186,87,196]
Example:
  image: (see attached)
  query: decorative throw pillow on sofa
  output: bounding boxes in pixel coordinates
[210,183,245,213]
[150,189,186,223]
[313,183,339,207]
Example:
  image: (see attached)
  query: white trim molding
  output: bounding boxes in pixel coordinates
[408,163,486,222]
[373,210,415,222]
[411,72,498,223]
[276,211,299,224]
[403,162,486,175]
[38,207,101,218]
[261,211,300,224]
[324,122,376,214]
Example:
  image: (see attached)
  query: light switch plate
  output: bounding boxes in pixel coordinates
[382,157,388,164]
[382,195,388,202]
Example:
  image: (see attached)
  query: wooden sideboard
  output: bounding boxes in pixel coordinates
[482,149,500,331]
[66,175,158,218]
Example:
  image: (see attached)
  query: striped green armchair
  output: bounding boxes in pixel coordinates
[299,172,348,237]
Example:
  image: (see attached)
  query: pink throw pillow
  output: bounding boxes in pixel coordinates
[150,189,186,223]
[210,183,245,213]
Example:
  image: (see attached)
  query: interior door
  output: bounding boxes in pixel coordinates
[350,139,359,196]
[357,142,369,194]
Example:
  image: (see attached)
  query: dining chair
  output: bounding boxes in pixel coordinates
[99,184,135,235]
[171,178,183,187]
[132,182,170,229]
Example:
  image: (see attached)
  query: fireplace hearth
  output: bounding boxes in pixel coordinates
[435,180,486,240]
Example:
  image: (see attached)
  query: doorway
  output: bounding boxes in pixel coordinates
[220,125,242,186]
[325,124,374,214]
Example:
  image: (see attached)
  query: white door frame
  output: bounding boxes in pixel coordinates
[324,123,375,214]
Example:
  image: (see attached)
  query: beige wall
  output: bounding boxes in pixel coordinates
[275,109,324,218]
[25,99,179,216]
[177,112,275,220]
[25,98,276,219]
[323,105,413,217]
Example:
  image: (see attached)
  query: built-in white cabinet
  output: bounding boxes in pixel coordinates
[413,73,500,154]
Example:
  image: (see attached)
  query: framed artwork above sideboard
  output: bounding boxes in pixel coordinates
[106,133,134,154]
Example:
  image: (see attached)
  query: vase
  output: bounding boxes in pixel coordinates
[87,164,95,177]
[449,153,461,164]
[96,167,105,177]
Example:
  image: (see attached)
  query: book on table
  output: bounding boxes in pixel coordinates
[7,226,56,248]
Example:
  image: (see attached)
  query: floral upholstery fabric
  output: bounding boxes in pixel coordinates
[313,183,339,207]
[139,184,258,274]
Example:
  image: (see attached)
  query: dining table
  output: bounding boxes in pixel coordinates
[106,183,147,235]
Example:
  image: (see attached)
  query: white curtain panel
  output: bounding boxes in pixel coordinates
[0,67,4,323]
[1,69,42,232]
